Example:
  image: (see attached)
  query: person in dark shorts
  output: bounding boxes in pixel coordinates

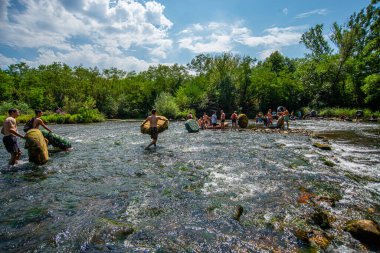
[220,110,226,129]
[231,111,238,130]
[1,108,25,166]
[141,109,169,150]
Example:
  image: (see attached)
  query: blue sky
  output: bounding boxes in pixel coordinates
[0,0,370,71]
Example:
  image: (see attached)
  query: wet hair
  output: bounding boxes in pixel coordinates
[151,109,156,114]
[35,109,42,115]
[8,108,17,115]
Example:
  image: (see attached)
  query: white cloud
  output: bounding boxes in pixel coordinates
[0,0,173,70]
[295,9,328,19]
[259,48,280,60]
[0,54,17,67]
[283,8,288,16]
[178,22,306,55]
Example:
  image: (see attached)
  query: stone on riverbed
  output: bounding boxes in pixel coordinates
[345,219,380,250]
[313,142,332,150]
[232,205,244,221]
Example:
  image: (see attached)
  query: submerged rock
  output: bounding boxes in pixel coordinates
[313,142,332,150]
[294,229,331,250]
[345,219,380,250]
[311,209,332,229]
[232,205,244,221]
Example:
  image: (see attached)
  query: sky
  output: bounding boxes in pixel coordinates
[0,0,371,72]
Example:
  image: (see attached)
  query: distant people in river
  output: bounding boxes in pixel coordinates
[290,111,296,120]
[24,110,53,133]
[141,109,169,150]
[211,111,217,130]
[203,112,210,127]
[1,108,25,166]
[266,109,273,126]
[220,110,226,129]
[187,112,193,120]
[283,107,290,129]
[231,111,238,130]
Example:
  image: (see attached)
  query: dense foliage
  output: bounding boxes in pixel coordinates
[0,1,379,120]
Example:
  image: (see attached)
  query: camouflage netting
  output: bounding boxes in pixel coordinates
[25,129,49,165]
[237,114,249,128]
[141,116,169,134]
[185,119,199,133]
[41,130,72,150]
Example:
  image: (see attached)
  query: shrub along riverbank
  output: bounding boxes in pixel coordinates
[0,111,104,125]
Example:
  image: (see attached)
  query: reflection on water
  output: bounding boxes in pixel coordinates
[0,120,379,252]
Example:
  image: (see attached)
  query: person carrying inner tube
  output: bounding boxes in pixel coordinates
[141,109,169,150]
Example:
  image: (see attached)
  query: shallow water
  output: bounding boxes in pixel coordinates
[0,120,379,252]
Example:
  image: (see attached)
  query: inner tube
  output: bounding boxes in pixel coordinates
[277,106,284,113]
[185,119,199,133]
[41,130,72,150]
[237,114,249,128]
[25,129,49,165]
[141,116,169,134]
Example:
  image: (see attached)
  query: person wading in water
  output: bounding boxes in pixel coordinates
[141,109,168,150]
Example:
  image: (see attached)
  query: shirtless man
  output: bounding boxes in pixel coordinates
[202,112,210,127]
[220,110,226,129]
[33,110,53,132]
[1,108,25,166]
[141,109,168,150]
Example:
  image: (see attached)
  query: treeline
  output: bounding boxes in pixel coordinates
[0,1,379,120]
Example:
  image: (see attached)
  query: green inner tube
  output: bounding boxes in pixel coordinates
[41,130,72,150]
[185,119,200,133]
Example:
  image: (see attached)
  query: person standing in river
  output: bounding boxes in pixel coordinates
[1,108,25,166]
[24,110,53,133]
[283,107,290,130]
[211,111,218,130]
[141,109,168,150]
[220,110,226,129]
[231,111,238,130]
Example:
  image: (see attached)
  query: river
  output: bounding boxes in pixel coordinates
[0,120,379,252]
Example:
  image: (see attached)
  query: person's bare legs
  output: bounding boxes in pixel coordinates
[9,152,19,165]
[145,138,157,150]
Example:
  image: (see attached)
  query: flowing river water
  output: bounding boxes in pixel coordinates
[0,120,379,252]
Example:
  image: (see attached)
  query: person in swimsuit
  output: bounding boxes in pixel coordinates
[187,112,193,120]
[231,111,238,130]
[220,110,226,129]
[266,109,273,127]
[283,107,290,129]
[202,112,210,127]
[1,108,25,166]
[141,109,168,150]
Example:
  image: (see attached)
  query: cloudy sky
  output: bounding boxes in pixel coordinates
[0,0,368,71]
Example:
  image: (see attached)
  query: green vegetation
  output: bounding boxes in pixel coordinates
[0,1,378,121]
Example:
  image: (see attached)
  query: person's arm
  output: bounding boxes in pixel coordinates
[141,117,150,126]
[9,129,25,139]
[39,119,52,132]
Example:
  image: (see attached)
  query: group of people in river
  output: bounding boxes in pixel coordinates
[255,106,293,130]
[188,110,239,130]
[1,108,53,166]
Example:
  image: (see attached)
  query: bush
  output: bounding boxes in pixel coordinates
[0,101,33,116]
[154,92,180,119]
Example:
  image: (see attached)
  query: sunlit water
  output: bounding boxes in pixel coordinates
[0,120,379,252]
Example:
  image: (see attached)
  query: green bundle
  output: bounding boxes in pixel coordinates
[41,129,72,150]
